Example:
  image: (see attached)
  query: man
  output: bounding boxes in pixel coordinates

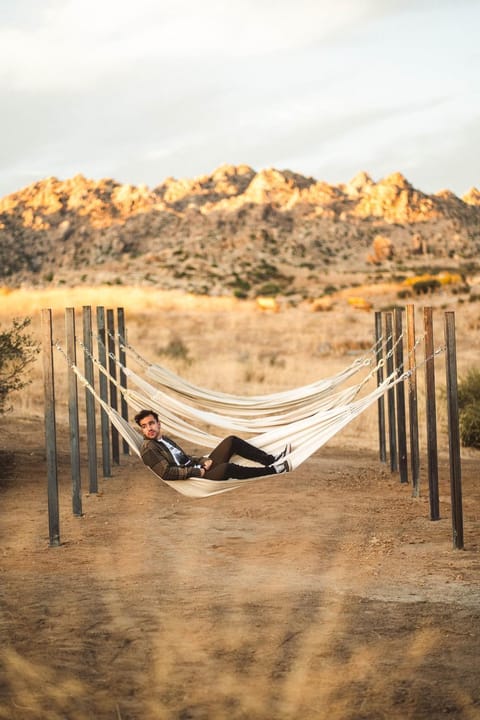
[134,409,291,481]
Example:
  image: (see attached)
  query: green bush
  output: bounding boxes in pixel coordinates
[0,318,39,414]
[412,278,441,295]
[457,368,480,448]
[459,404,480,449]
[256,282,281,296]
[458,369,480,409]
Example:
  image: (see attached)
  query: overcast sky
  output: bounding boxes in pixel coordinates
[1,0,479,199]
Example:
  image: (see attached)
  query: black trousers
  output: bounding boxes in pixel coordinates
[203,435,276,481]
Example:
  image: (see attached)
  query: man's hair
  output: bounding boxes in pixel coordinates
[134,409,159,426]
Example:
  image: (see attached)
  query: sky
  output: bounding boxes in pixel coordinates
[1,0,479,199]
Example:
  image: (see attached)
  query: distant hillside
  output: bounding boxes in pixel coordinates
[1,165,479,299]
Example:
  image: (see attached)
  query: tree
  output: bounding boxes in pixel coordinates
[0,318,39,414]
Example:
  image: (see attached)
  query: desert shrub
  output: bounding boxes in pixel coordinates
[233,289,249,299]
[256,282,281,296]
[459,261,479,275]
[156,335,191,365]
[459,404,480,448]
[451,284,470,295]
[457,369,480,448]
[229,275,251,294]
[0,318,40,414]
[412,278,441,295]
[324,284,338,295]
[251,260,280,283]
[458,369,480,409]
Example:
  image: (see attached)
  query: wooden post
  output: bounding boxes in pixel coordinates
[41,309,60,547]
[394,307,408,483]
[82,306,98,493]
[385,312,398,472]
[107,309,120,465]
[117,307,129,455]
[65,308,83,517]
[375,311,387,463]
[444,312,464,549]
[96,307,111,478]
[424,307,440,520]
[406,305,420,496]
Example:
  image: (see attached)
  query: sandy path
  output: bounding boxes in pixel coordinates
[1,420,480,719]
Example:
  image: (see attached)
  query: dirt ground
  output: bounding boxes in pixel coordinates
[1,416,479,720]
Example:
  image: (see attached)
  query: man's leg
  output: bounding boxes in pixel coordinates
[208,435,275,467]
[204,462,276,481]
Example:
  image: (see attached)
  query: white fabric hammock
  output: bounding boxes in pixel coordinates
[67,347,401,498]
[120,339,376,415]
[102,351,377,436]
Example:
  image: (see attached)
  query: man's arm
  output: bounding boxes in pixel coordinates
[140,441,203,481]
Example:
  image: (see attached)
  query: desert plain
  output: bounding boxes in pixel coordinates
[1,284,480,720]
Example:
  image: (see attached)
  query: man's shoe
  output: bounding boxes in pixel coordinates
[273,459,292,474]
[272,443,291,464]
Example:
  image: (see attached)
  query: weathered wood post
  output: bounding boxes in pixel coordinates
[41,308,60,547]
[406,304,420,496]
[424,307,440,520]
[385,312,398,472]
[394,307,408,483]
[107,308,120,465]
[375,311,387,463]
[117,307,129,455]
[65,307,83,517]
[444,311,464,549]
[82,306,98,493]
[96,306,111,477]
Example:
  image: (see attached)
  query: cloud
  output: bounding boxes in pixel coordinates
[0,1,478,197]
[0,0,390,92]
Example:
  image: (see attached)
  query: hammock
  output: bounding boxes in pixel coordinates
[80,335,385,442]
[120,338,377,415]
[98,348,377,435]
[65,344,402,498]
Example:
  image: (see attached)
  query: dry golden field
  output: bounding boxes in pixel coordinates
[1,282,479,439]
[1,285,480,720]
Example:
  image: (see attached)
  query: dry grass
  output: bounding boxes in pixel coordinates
[1,284,478,452]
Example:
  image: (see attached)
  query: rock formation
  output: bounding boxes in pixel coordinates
[0,166,479,298]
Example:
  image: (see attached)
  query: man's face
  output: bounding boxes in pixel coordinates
[138,414,161,440]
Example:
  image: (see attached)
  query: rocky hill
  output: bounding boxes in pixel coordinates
[1,165,479,299]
